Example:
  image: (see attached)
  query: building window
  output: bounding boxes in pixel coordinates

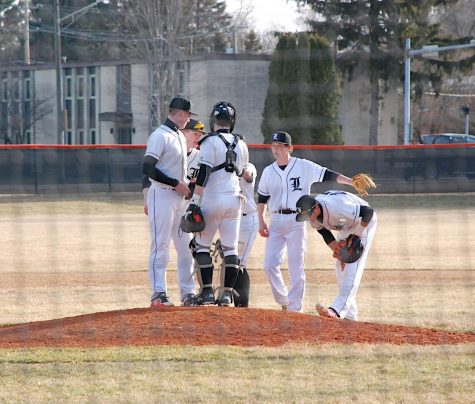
[91,130,96,144]
[66,77,73,98]
[78,76,84,98]
[57,66,98,144]
[77,99,84,129]
[0,70,37,144]
[89,76,96,97]
[65,99,73,130]
[24,79,31,100]
[89,99,96,128]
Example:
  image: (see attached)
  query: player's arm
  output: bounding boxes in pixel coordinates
[322,169,352,186]
[143,155,189,197]
[257,193,270,237]
[188,163,212,204]
[142,175,151,215]
[353,205,374,236]
[143,155,178,187]
[317,228,337,251]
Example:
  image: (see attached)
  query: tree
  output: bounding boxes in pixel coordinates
[244,30,262,53]
[308,34,342,144]
[294,0,473,144]
[0,0,24,63]
[261,34,290,142]
[261,33,342,144]
[0,79,53,144]
[187,0,232,53]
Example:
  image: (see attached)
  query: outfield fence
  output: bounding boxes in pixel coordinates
[0,143,474,194]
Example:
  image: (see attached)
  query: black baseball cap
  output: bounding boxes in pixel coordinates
[295,194,318,222]
[184,119,205,132]
[169,96,197,115]
[271,131,292,145]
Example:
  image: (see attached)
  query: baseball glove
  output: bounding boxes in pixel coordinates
[352,173,376,196]
[180,204,205,233]
[334,234,364,263]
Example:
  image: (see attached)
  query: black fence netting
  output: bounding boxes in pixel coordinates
[0,145,474,194]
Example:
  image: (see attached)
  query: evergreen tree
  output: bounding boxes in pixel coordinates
[184,0,232,54]
[294,0,472,144]
[0,0,24,63]
[261,35,290,143]
[261,33,342,144]
[244,30,262,54]
[308,34,342,144]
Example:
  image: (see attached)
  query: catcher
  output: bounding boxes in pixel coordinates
[295,190,377,321]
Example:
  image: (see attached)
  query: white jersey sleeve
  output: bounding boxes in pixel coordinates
[240,163,257,214]
[144,125,187,184]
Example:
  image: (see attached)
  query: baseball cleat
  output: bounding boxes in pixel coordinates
[151,292,174,307]
[217,290,233,307]
[281,305,288,311]
[316,303,338,318]
[180,293,195,307]
[191,288,216,306]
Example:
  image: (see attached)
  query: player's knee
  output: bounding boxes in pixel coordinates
[221,244,238,258]
[195,252,212,268]
[189,237,210,257]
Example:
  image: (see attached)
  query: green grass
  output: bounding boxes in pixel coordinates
[0,345,473,403]
[0,193,474,402]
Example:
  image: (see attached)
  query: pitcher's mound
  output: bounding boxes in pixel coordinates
[0,307,474,348]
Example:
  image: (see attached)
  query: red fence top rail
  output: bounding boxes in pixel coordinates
[0,143,474,150]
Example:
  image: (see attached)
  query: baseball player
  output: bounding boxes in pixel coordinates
[143,118,205,306]
[143,96,195,307]
[295,191,377,320]
[257,131,356,313]
[234,162,258,307]
[187,101,250,307]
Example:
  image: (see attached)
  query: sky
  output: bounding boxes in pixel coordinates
[225,0,307,33]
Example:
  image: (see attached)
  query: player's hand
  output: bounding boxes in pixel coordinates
[332,240,347,270]
[175,181,190,197]
[259,222,269,237]
[143,188,149,215]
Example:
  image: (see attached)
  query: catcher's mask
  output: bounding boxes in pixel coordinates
[296,195,318,222]
[209,101,236,132]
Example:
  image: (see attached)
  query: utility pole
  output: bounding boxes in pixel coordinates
[53,0,109,144]
[24,0,30,64]
[54,0,64,144]
[403,39,475,144]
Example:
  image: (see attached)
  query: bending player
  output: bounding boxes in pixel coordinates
[295,191,377,320]
[257,131,361,313]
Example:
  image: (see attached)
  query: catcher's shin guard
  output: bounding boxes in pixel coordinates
[194,252,213,286]
[234,266,250,307]
[217,254,240,306]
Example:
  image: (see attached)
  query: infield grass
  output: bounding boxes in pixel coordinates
[0,345,474,403]
[0,192,474,402]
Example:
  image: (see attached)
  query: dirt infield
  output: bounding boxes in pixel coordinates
[0,306,474,349]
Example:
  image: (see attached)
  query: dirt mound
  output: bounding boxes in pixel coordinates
[0,307,474,348]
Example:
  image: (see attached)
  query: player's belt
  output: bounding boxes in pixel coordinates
[242,213,247,216]
[273,209,297,214]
